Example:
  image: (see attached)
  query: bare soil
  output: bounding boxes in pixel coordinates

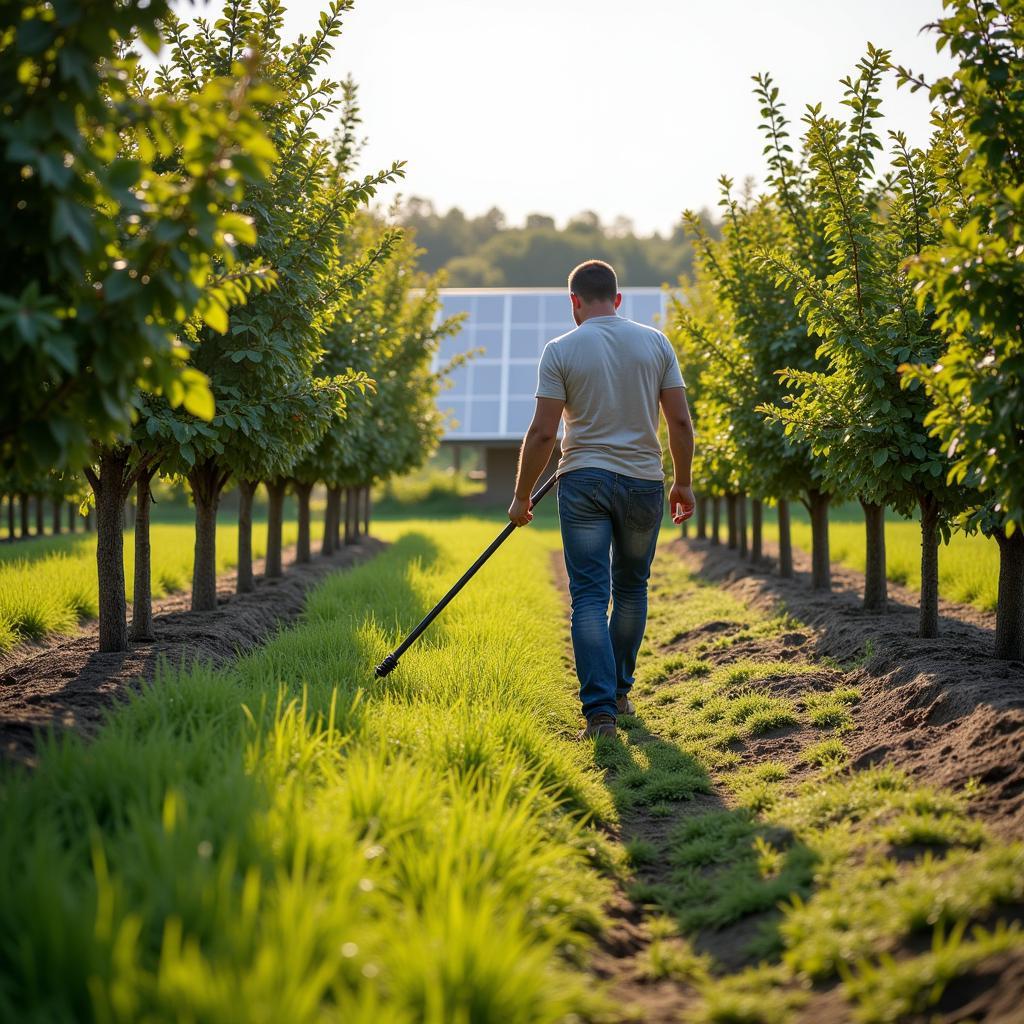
[550,534,1024,1022]
[0,539,384,766]
[680,537,1024,841]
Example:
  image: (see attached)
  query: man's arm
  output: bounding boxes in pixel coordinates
[508,397,564,526]
[660,386,696,523]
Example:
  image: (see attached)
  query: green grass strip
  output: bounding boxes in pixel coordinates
[0,518,616,1022]
[0,518,318,653]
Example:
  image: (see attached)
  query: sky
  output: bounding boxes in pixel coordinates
[173,0,955,235]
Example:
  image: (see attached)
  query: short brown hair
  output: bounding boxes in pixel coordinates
[568,260,617,303]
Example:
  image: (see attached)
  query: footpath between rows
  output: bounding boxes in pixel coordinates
[583,536,1024,1022]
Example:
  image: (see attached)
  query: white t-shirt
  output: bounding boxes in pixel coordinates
[535,313,685,481]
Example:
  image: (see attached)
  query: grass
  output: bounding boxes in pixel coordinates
[0,517,620,1022]
[1,500,1017,1020]
[758,501,1000,613]
[0,515,318,654]
[372,467,486,517]
[610,549,1024,1020]
[841,919,1024,1023]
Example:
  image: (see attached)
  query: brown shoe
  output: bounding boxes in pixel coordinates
[617,696,636,716]
[578,713,617,740]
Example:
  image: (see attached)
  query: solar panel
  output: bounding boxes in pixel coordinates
[434,288,668,441]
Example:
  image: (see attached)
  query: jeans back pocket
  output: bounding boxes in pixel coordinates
[625,485,664,531]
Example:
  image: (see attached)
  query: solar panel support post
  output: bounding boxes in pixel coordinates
[373,473,557,678]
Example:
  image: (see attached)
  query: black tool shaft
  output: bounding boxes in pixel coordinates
[374,473,557,677]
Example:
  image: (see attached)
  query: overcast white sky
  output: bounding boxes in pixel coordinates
[177,0,954,234]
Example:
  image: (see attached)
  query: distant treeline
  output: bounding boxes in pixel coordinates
[396,199,719,287]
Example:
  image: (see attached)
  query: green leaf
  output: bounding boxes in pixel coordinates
[198,299,229,334]
[181,369,215,421]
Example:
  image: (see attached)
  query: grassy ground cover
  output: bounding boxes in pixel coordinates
[4,502,1016,1019]
[757,503,999,613]
[0,518,619,1022]
[608,552,1024,1021]
[0,513,318,654]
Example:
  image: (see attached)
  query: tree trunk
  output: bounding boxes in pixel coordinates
[237,479,256,594]
[35,494,45,535]
[918,492,940,639]
[130,466,157,642]
[294,480,312,564]
[322,486,339,556]
[711,496,721,546]
[751,499,763,563]
[738,492,748,558]
[696,496,707,540]
[861,500,888,612]
[808,488,831,591]
[19,492,29,537]
[344,486,357,546]
[91,448,130,653]
[453,446,462,472]
[7,496,15,541]
[67,501,77,532]
[777,499,793,578]
[362,485,371,535]
[51,497,62,535]
[726,494,738,549]
[84,507,93,531]
[680,517,688,539]
[994,527,1024,662]
[332,486,342,548]
[189,458,226,612]
[265,478,286,577]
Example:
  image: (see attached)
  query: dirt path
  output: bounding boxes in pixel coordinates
[549,535,1024,1022]
[0,539,384,765]
[679,537,1024,838]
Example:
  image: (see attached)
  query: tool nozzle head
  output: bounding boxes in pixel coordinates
[374,653,398,678]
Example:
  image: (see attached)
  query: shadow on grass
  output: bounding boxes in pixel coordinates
[595,711,818,973]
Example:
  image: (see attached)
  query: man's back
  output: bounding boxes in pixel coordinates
[535,313,684,481]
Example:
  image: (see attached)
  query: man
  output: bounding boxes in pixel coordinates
[508,259,696,739]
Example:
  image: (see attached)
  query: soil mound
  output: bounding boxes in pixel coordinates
[676,537,1024,838]
[0,538,384,765]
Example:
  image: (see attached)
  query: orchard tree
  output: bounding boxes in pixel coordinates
[761,46,963,636]
[300,219,461,547]
[671,72,837,584]
[678,173,831,580]
[0,1,257,478]
[664,285,712,539]
[898,0,1024,659]
[142,0,403,610]
[748,71,843,589]
[2,4,281,651]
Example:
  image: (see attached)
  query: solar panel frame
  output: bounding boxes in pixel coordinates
[433,287,668,441]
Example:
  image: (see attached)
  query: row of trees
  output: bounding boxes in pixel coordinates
[0,481,93,539]
[672,0,1023,661]
[2,0,458,651]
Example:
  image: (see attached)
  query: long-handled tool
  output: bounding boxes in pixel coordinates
[374,473,557,678]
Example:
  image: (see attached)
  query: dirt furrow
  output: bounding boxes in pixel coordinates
[0,538,385,765]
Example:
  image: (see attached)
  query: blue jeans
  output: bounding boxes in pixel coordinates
[557,468,663,720]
